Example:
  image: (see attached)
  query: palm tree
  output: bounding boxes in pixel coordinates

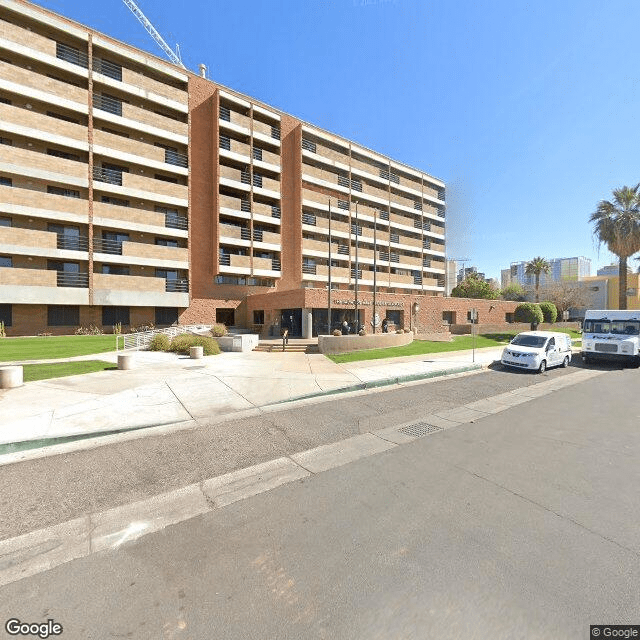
[590,184,640,310]
[525,256,551,302]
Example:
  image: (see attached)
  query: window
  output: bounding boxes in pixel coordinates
[0,256,12,268]
[159,207,188,229]
[47,149,80,161]
[386,310,402,325]
[101,195,129,207]
[48,305,80,326]
[102,306,130,326]
[47,185,80,198]
[0,217,11,227]
[253,310,265,325]
[0,177,12,187]
[155,238,179,247]
[0,303,11,327]
[46,111,80,124]
[156,268,179,280]
[155,307,178,326]
[101,264,130,275]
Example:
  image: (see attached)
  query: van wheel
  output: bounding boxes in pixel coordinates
[562,356,569,368]
[538,359,547,374]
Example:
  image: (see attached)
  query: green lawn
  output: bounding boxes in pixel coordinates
[328,328,583,364]
[22,360,117,382]
[0,335,117,362]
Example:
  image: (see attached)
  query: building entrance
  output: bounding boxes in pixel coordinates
[216,308,235,326]
[280,309,302,337]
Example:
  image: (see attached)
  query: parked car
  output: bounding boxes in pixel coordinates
[501,331,572,373]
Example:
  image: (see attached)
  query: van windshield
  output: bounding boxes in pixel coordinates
[584,320,640,335]
[510,335,547,348]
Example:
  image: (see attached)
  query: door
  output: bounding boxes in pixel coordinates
[546,337,559,366]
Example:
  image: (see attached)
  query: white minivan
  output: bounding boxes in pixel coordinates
[501,331,572,373]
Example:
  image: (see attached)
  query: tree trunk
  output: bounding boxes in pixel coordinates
[535,274,540,302]
[619,256,628,310]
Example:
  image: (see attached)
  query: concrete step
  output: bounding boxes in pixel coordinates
[254,342,319,354]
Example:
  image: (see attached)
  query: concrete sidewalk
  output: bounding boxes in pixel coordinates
[0,345,505,450]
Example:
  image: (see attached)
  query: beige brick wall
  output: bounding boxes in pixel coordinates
[0,103,87,143]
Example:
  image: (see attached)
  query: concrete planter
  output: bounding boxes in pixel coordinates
[318,332,414,355]
[117,354,135,370]
[190,346,204,359]
[0,365,23,389]
[217,334,260,352]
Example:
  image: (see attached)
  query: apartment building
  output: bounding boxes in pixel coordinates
[0,0,471,338]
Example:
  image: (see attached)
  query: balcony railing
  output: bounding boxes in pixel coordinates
[423,240,431,249]
[56,42,88,68]
[351,225,363,236]
[271,205,281,219]
[241,200,251,213]
[302,139,316,153]
[220,135,231,151]
[302,263,317,275]
[252,147,263,161]
[302,212,316,226]
[414,202,423,211]
[271,126,281,140]
[93,166,123,186]
[57,234,89,251]
[93,238,123,255]
[380,168,399,184]
[271,258,281,271]
[423,258,431,267]
[337,245,349,255]
[240,228,251,240]
[351,268,363,279]
[338,175,350,188]
[219,254,231,266]
[93,93,122,116]
[390,233,400,243]
[165,149,188,168]
[437,208,446,218]
[93,58,122,81]
[219,106,231,121]
[165,278,189,293]
[413,274,423,285]
[438,190,446,202]
[351,179,362,192]
[240,170,251,185]
[253,229,263,242]
[390,253,399,263]
[165,212,188,230]
[56,272,89,288]
[379,210,389,221]
[337,200,349,211]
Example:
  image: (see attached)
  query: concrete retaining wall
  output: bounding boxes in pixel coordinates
[318,331,413,355]
[450,322,581,335]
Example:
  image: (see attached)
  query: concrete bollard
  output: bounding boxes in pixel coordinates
[0,365,23,389]
[117,354,135,370]
[190,346,204,359]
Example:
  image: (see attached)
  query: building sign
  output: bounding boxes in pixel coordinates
[332,299,404,307]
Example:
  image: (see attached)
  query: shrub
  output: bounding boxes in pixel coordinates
[332,329,341,336]
[0,321,5,338]
[75,324,103,335]
[539,301,558,324]
[211,323,227,337]
[130,323,154,333]
[514,303,543,325]
[149,333,171,351]
[112,322,122,335]
[169,334,221,356]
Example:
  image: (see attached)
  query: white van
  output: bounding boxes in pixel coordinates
[501,331,572,373]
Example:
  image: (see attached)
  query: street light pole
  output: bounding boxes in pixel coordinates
[373,208,377,334]
[354,202,359,332]
[327,199,332,334]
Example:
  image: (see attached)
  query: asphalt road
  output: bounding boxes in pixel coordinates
[0,361,589,541]
[1,362,639,639]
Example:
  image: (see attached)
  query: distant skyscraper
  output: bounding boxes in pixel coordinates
[506,257,591,287]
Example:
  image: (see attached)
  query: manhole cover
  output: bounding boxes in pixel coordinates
[398,422,442,437]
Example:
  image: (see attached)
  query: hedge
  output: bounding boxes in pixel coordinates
[514,302,543,324]
[538,301,558,324]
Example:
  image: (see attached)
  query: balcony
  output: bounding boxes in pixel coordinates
[5,146,87,183]
[165,278,189,293]
[0,184,88,221]
[57,234,89,251]
[93,166,122,186]
[92,272,189,306]
[302,263,317,275]
[56,271,89,288]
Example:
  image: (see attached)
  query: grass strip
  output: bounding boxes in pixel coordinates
[22,360,116,382]
[0,335,118,362]
[328,329,582,364]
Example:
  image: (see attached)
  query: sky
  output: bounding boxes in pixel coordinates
[36,0,640,281]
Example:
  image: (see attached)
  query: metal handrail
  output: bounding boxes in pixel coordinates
[302,264,316,275]
[93,166,123,186]
[253,230,263,242]
[302,213,316,225]
[271,126,281,140]
[271,206,281,219]
[117,324,212,351]
[240,228,251,240]
[271,259,281,271]
[241,200,251,213]
[93,93,122,116]
[302,139,316,152]
[165,149,188,168]
[219,254,231,266]
[94,237,123,255]
[56,272,88,287]
[165,278,189,292]
[165,212,188,230]
[56,42,88,68]
[93,57,122,81]
[56,234,89,251]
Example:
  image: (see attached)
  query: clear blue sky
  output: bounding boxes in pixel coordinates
[37,0,640,280]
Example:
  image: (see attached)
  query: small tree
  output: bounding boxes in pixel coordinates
[501,283,526,301]
[538,301,558,323]
[451,273,500,300]
[514,303,543,326]
[538,281,596,318]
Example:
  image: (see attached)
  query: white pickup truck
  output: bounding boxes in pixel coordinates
[581,310,640,366]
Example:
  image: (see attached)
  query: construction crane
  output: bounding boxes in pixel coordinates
[122,0,186,69]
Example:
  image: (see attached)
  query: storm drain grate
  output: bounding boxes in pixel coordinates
[398,422,443,438]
